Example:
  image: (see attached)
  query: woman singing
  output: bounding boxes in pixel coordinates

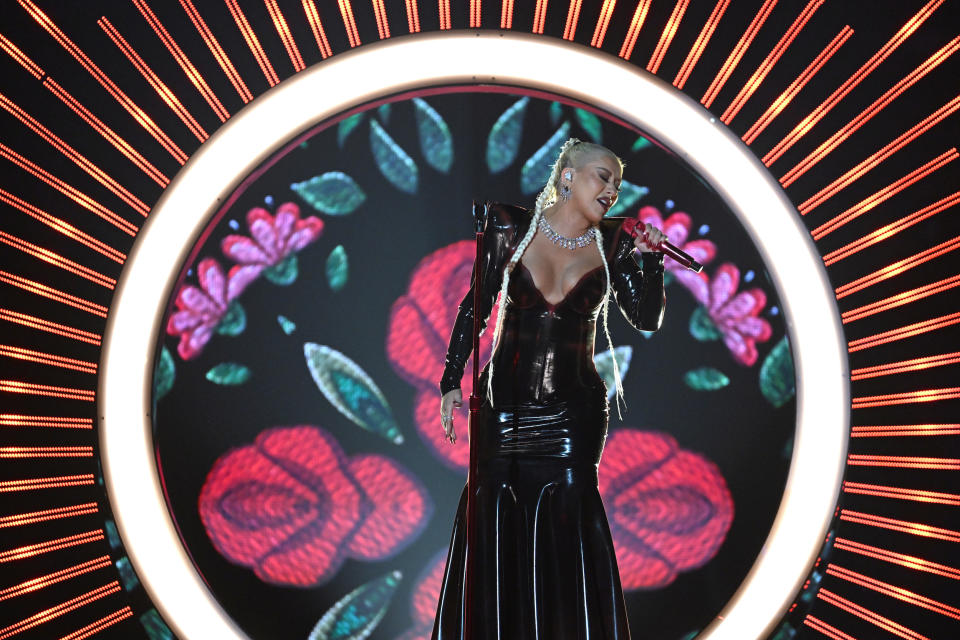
[432,138,667,639]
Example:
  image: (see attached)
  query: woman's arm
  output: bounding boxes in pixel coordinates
[609,227,666,332]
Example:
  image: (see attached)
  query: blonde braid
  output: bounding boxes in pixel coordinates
[594,225,626,416]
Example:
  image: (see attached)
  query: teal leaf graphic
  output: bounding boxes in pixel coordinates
[605,179,649,217]
[413,98,453,173]
[487,96,529,173]
[370,120,418,194]
[291,172,366,215]
[140,609,174,640]
[663,270,675,287]
[215,300,246,335]
[337,113,365,148]
[684,367,729,391]
[115,557,139,591]
[206,362,251,386]
[263,254,298,285]
[521,121,570,194]
[308,571,402,640]
[631,136,652,152]
[155,345,175,400]
[326,245,348,291]
[689,306,721,341]
[594,346,633,400]
[304,343,403,444]
[549,101,563,126]
[104,519,121,549]
[377,103,391,124]
[760,336,795,407]
[575,108,602,143]
[277,315,296,335]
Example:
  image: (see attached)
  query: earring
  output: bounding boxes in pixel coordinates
[559,182,571,200]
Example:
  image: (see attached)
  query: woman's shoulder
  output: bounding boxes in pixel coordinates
[483,201,533,238]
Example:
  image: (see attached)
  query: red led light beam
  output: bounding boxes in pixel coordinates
[0,309,101,346]
[225,0,280,85]
[646,0,689,72]
[700,0,777,109]
[618,0,653,60]
[843,481,960,506]
[0,556,111,601]
[302,1,334,56]
[179,0,254,101]
[674,0,729,89]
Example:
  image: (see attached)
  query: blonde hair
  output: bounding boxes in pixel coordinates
[488,138,627,414]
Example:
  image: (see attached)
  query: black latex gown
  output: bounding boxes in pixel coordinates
[433,202,665,640]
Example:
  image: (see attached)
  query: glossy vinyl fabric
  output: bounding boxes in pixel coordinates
[433,203,665,639]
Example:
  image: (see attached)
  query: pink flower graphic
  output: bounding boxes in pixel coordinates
[199,425,432,587]
[395,550,447,640]
[221,201,324,279]
[165,258,256,359]
[636,206,716,284]
[598,429,733,590]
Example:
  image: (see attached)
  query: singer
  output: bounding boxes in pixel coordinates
[432,138,667,639]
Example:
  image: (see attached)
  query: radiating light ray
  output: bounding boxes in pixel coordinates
[0,446,94,459]
[17,0,188,163]
[0,189,125,263]
[0,381,95,402]
[590,0,617,49]
[563,0,583,40]
[646,0,689,71]
[817,588,930,640]
[0,556,111,601]
[0,32,43,79]
[0,582,121,640]
[0,271,107,318]
[0,92,150,215]
[720,0,823,123]
[828,564,960,621]
[302,0,333,56]
[835,537,960,580]
[852,387,960,409]
[762,0,945,165]
[179,0,253,101]
[532,0,548,34]
[0,415,92,429]
[0,345,97,375]
[470,0,481,28]
[781,34,960,187]
[263,0,306,69]
[224,0,280,85]
[499,0,514,29]
[674,0,729,89]
[841,274,960,324]
[814,152,958,238]
[803,615,857,640]
[850,424,960,438]
[840,509,960,543]
[131,0,230,121]
[59,608,133,640]
[848,453,960,469]
[0,309,101,346]
[338,0,363,44]
[0,231,116,288]
[0,475,95,494]
[0,143,139,234]
[438,0,451,30]
[0,503,98,529]
[843,480,960,505]
[700,0,777,109]
[836,236,960,300]
[743,27,853,144]
[618,0,652,60]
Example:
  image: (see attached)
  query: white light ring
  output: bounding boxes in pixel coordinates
[100,31,848,640]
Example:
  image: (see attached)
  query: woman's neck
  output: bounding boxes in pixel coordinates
[542,202,594,238]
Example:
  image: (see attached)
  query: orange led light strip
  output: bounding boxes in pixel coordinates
[0,475,96,494]
[852,387,960,409]
[0,530,103,563]
[563,0,583,41]
[835,537,960,580]
[0,446,95,459]
[828,564,960,621]
[841,274,960,324]
[0,32,43,79]
[850,423,960,438]
[763,0,945,166]
[302,1,334,56]
[646,0,689,72]
[0,556,111,601]
[338,0,363,44]
[17,0,188,164]
[500,0,514,29]
[179,0,253,101]
[131,0,231,121]
[0,231,116,289]
[0,381,95,402]
[700,0,777,109]
[802,615,857,640]
[0,581,121,640]
[0,415,92,429]
[470,0,481,28]
[847,453,960,470]
[0,503,98,529]
[264,0,307,67]
[225,0,280,85]
[590,0,617,49]
[0,142,139,233]
[817,588,929,640]
[0,271,107,318]
[743,27,853,144]
[0,189,126,263]
[782,34,960,187]
[837,236,960,299]
[848,312,960,353]
[843,480,960,506]
[674,0,729,89]
[617,0,652,60]
[0,345,97,375]
[59,607,133,640]
[814,152,958,238]
[0,92,150,216]
[532,0,548,34]
[0,309,101,346]
[840,509,960,543]
[721,0,824,123]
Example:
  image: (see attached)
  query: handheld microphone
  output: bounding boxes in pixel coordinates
[622,218,703,273]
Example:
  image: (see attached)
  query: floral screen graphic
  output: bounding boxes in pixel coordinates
[154,91,795,640]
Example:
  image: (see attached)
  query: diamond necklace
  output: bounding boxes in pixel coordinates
[538,213,596,250]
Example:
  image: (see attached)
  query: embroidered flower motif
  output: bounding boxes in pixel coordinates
[395,550,447,640]
[598,429,733,590]
[636,206,716,294]
[221,202,324,281]
[199,425,432,587]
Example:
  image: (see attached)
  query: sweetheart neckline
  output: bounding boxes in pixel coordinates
[516,261,605,308]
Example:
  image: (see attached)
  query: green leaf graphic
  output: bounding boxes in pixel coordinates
[377,103,391,124]
[521,121,570,195]
[370,120,418,194]
[684,367,729,391]
[605,179,649,217]
[631,136,652,152]
[291,171,366,215]
[575,108,602,143]
[263,254,298,285]
[215,300,246,335]
[594,345,633,400]
[304,343,403,444]
[326,245,349,292]
[760,336,795,407]
[308,571,402,640]
[277,315,296,335]
[155,345,175,400]
[487,96,529,173]
[115,557,139,591]
[337,113,365,148]
[140,609,174,640]
[206,362,251,386]
[549,101,563,126]
[413,98,453,173]
[689,306,721,341]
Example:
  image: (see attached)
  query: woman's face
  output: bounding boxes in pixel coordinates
[566,153,622,224]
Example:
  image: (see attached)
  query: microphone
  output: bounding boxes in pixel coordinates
[622,218,703,273]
